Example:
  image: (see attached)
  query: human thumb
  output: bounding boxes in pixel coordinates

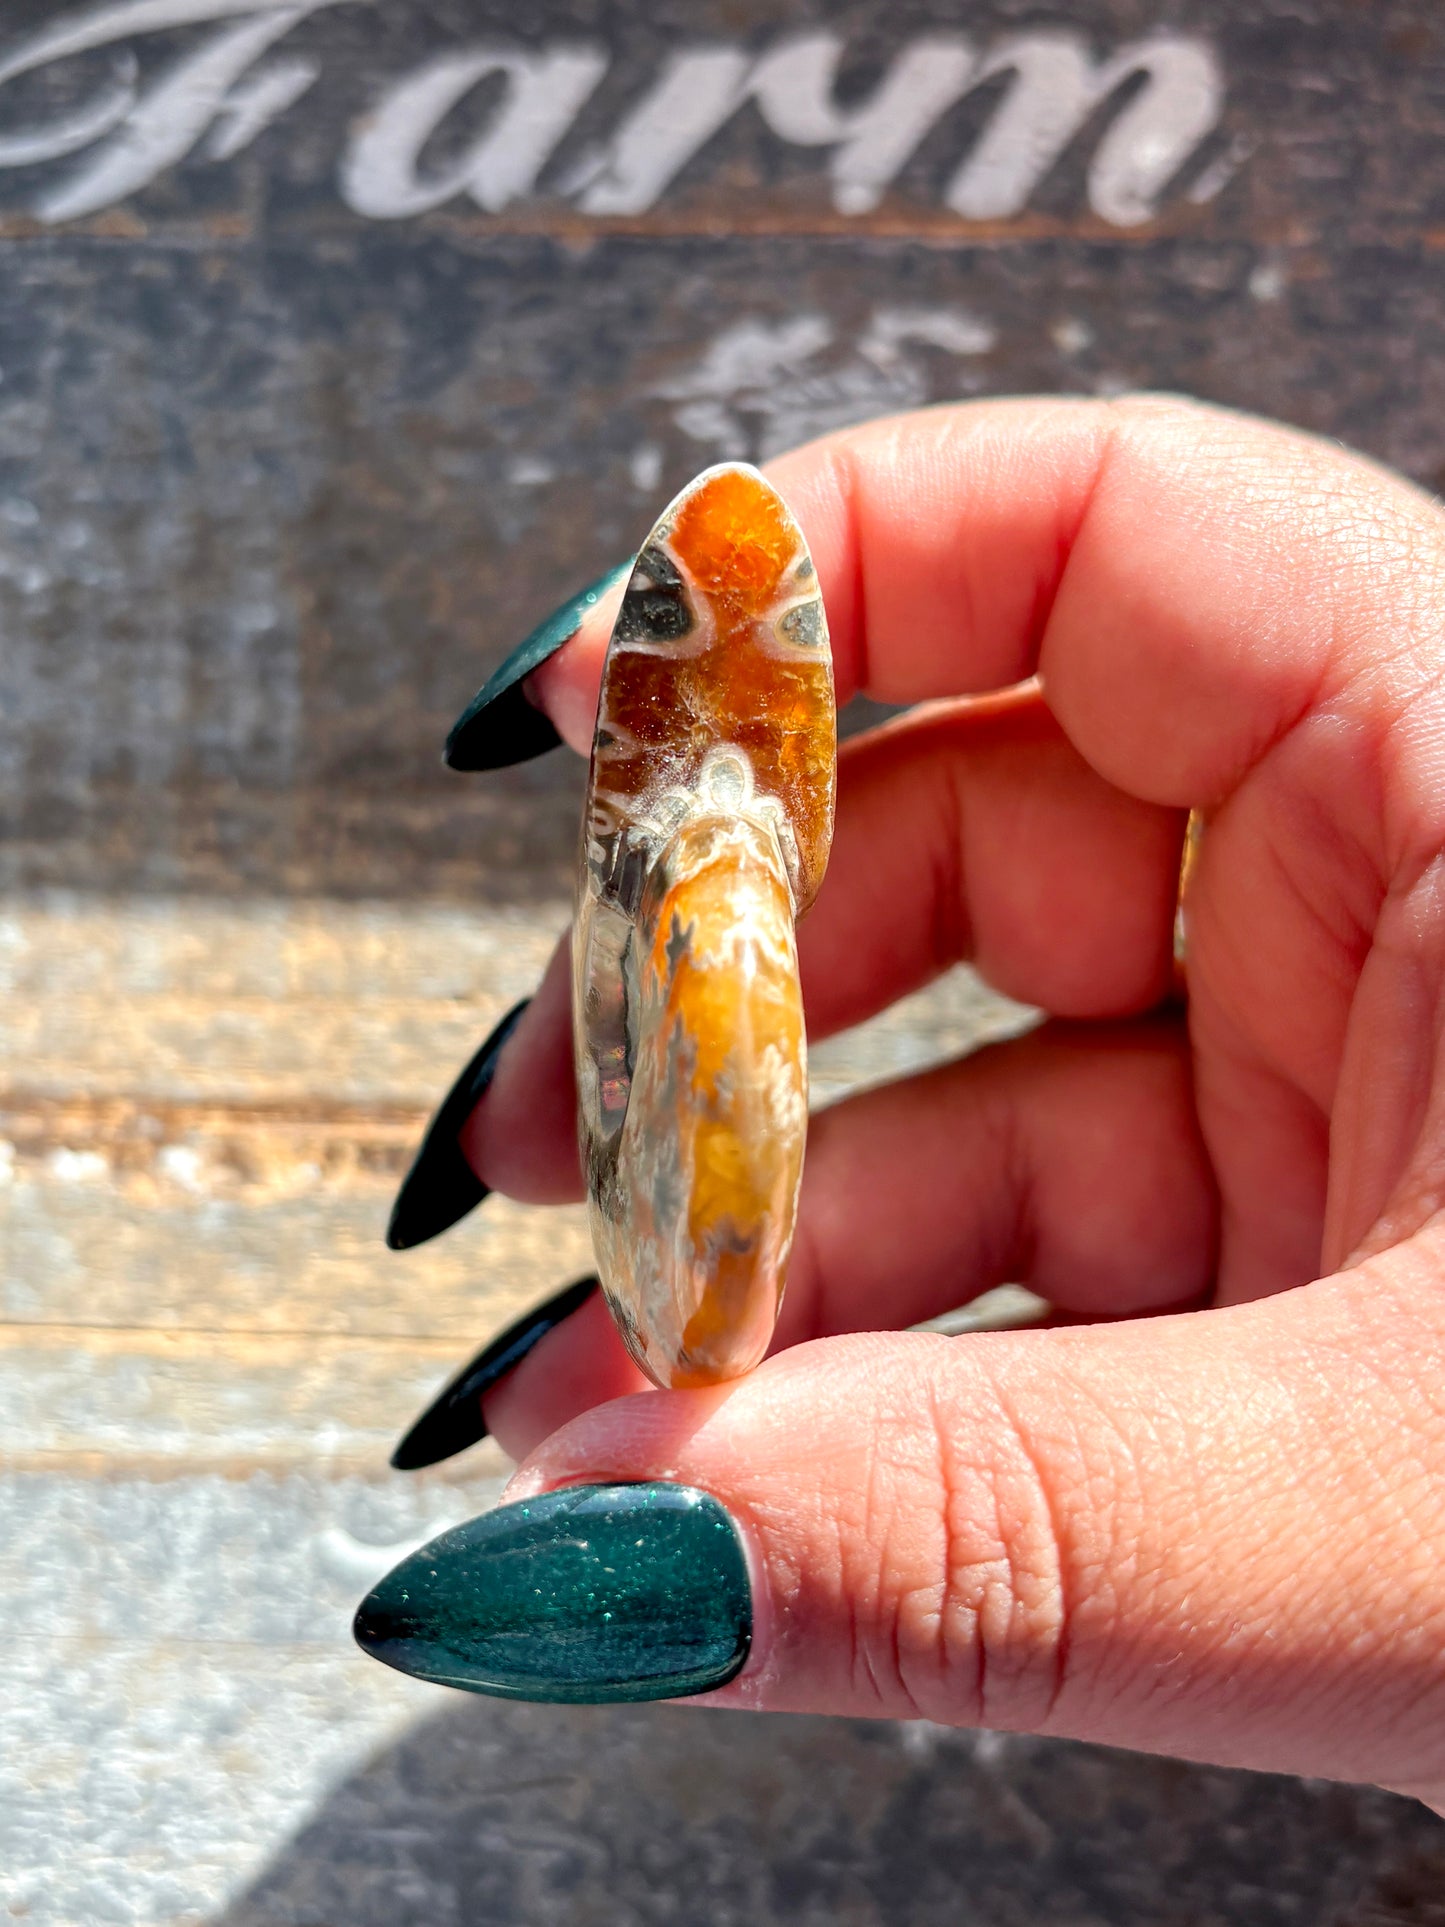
[356,1241,1445,1807]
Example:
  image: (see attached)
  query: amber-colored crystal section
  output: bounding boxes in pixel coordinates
[573,464,835,1388]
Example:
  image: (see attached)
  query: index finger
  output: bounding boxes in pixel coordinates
[530,395,1445,812]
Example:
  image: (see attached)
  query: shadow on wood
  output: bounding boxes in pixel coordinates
[214,1700,1443,1927]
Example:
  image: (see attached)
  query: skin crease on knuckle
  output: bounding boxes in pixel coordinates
[926,1381,1077,1735]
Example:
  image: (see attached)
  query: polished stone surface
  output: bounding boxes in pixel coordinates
[575,466,835,1388]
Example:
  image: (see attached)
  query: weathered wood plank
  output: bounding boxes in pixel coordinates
[4,2,1445,899]
[0,1186,595,1338]
[0,893,565,1103]
[0,896,1031,1348]
[0,1321,507,1471]
[0,1470,498,1640]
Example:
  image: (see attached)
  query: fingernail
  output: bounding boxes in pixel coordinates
[386,1000,529,1251]
[353,1483,751,1704]
[444,560,632,771]
[390,1276,599,1470]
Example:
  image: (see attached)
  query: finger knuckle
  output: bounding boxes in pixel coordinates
[861,1351,1119,1731]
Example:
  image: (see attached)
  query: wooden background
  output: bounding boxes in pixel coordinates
[2,2,1445,1921]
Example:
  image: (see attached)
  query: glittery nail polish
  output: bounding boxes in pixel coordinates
[354,1483,751,1703]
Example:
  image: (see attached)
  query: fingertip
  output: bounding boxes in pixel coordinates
[484,1287,654,1465]
[461,934,583,1204]
[525,577,624,755]
[763,402,1107,706]
[763,434,864,700]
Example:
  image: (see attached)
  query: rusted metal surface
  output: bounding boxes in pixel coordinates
[5,0,1445,1919]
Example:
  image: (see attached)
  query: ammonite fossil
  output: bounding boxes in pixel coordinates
[574,463,836,1389]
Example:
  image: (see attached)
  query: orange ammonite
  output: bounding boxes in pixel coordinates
[573,463,836,1388]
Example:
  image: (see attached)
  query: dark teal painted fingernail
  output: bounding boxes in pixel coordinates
[386,1000,529,1251]
[353,1483,752,1704]
[444,560,632,771]
[390,1276,599,1470]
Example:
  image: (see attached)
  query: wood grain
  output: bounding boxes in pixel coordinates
[0,896,1033,1475]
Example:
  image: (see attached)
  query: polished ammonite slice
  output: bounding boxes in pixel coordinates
[573,463,836,1388]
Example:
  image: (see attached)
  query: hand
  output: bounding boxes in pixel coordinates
[467,397,1445,1806]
